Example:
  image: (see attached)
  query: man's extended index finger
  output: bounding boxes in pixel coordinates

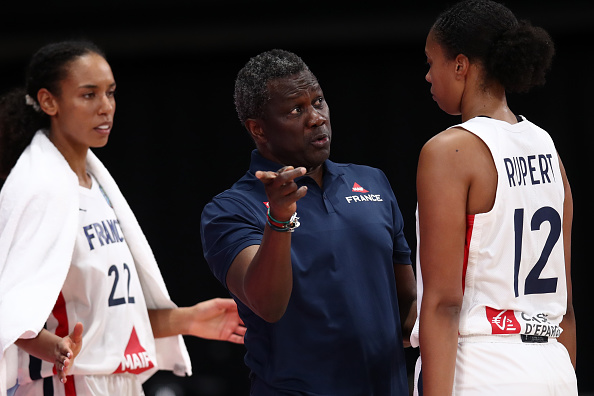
[255,170,278,184]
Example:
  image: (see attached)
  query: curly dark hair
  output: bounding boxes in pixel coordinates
[234,49,315,125]
[0,40,105,179]
[432,0,555,93]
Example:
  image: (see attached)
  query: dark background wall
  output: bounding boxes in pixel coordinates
[1,1,592,394]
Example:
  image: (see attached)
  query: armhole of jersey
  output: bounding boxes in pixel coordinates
[462,214,475,294]
[458,125,500,219]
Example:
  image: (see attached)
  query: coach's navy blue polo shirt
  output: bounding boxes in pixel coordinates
[201,150,412,395]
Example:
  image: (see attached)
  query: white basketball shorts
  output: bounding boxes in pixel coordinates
[14,373,144,396]
[413,335,577,395]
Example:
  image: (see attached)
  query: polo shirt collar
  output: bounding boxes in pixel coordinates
[249,150,344,186]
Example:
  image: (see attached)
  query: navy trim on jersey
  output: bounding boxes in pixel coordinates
[477,114,523,123]
[28,323,47,381]
[28,356,43,381]
[43,377,53,395]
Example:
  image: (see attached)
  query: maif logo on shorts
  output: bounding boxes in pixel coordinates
[486,307,521,334]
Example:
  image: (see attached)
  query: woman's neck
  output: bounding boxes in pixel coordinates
[461,89,517,124]
[48,131,91,187]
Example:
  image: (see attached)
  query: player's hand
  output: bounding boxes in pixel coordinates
[55,322,83,383]
[256,166,307,221]
[186,298,246,344]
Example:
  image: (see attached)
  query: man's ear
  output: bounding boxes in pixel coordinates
[245,119,267,144]
[37,88,58,116]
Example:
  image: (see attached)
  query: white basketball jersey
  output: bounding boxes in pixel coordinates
[412,116,567,346]
[17,174,158,384]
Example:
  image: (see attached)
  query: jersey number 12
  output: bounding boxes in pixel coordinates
[513,206,560,297]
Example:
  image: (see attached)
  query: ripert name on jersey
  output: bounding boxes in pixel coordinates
[83,218,125,250]
[345,194,383,204]
[503,153,557,187]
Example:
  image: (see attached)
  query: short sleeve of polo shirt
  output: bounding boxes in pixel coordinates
[382,171,411,266]
[200,194,264,288]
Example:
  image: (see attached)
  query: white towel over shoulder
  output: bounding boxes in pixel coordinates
[0,130,191,392]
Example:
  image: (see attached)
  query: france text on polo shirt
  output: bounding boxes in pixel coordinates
[345,182,383,204]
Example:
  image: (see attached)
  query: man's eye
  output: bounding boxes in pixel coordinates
[290,107,301,115]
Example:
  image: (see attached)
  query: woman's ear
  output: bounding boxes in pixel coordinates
[454,54,470,78]
[37,88,58,116]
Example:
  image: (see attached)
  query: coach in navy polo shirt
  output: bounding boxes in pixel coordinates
[200,49,416,395]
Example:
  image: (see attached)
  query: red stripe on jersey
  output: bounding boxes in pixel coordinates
[52,296,77,395]
[463,215,475,293]
[63,375,76,395]
[53,292,69,337]
[51,292,69,376]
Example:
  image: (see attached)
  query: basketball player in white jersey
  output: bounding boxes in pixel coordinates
[410,1,577,395]
[0,41,245,396]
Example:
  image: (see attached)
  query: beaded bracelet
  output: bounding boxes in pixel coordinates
[267,208,290,225]
[267,208,299,232]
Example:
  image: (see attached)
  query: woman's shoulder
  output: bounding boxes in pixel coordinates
[422,126,483,156]
[419,126,493,186]
[1,135,77,206]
